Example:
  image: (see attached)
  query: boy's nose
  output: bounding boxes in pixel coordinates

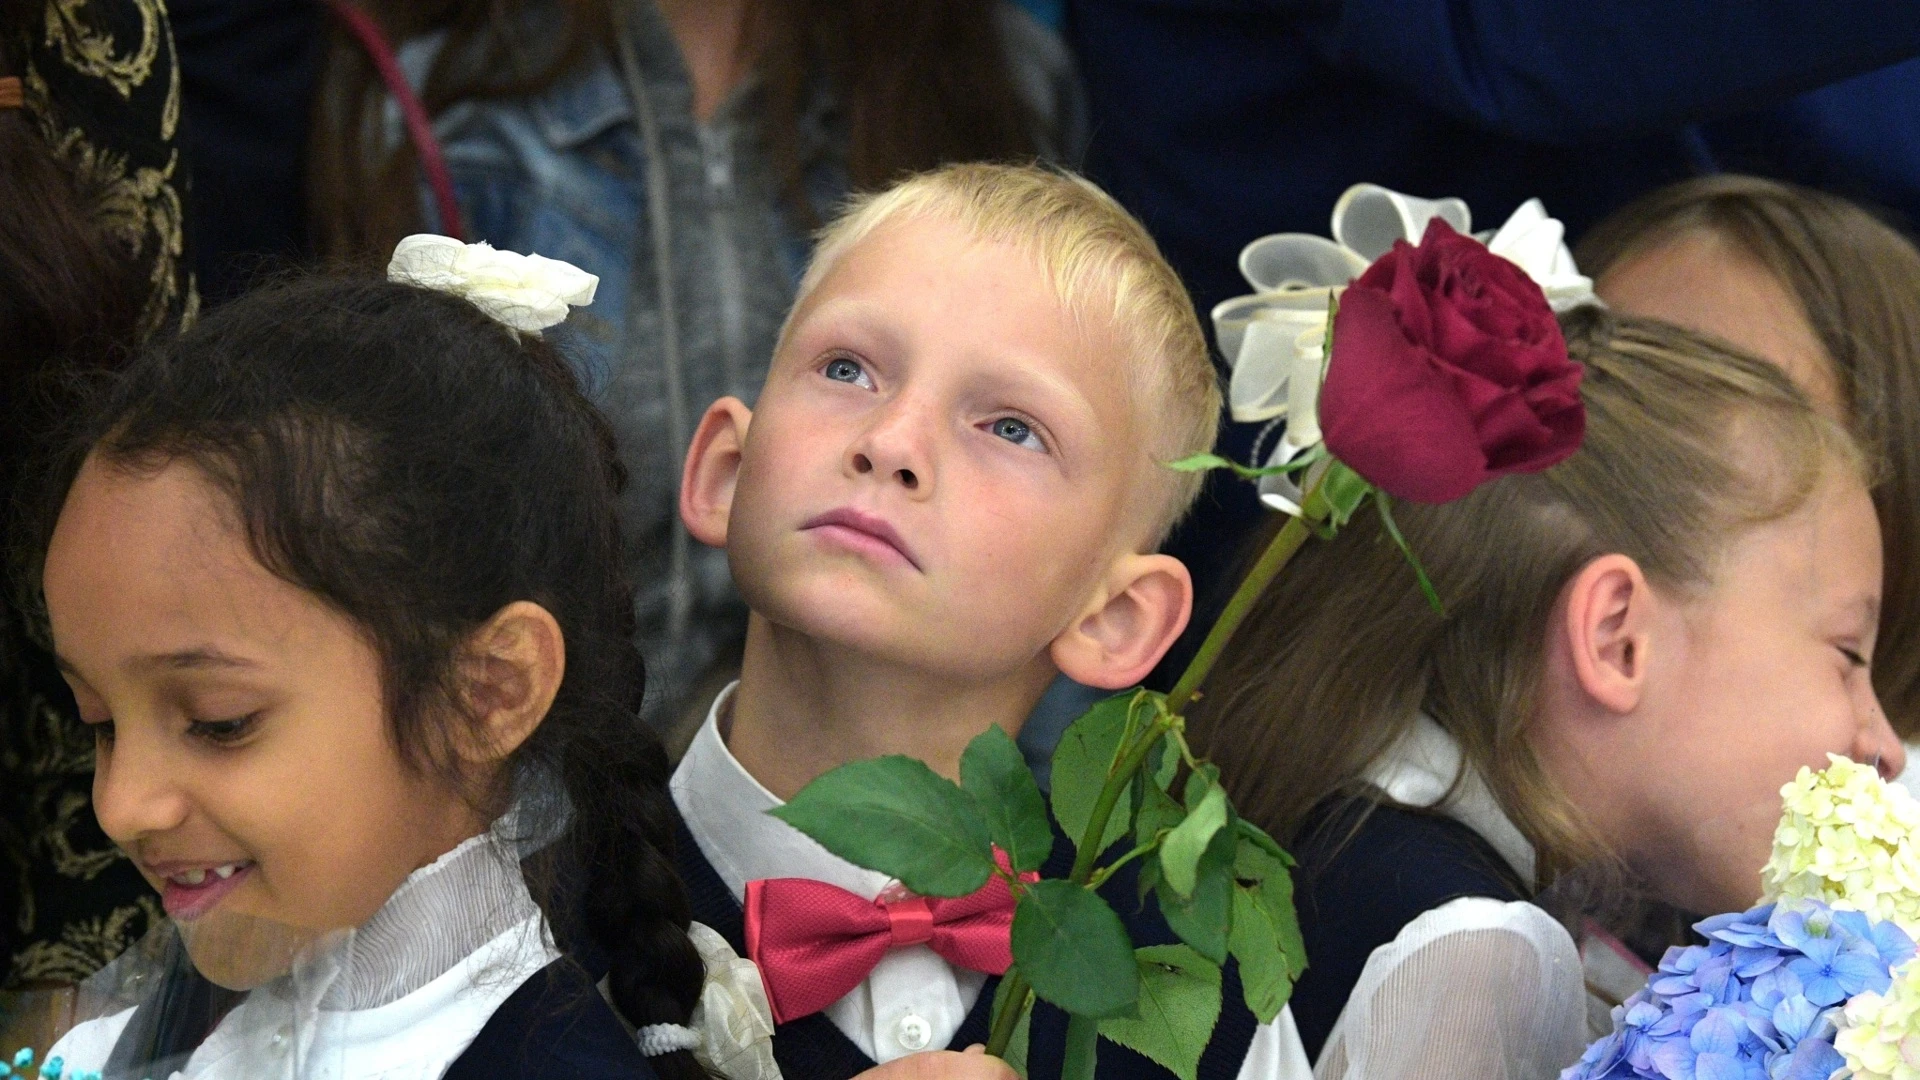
[846,401,934,494]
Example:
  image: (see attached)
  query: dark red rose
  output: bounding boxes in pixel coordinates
[1319,218,1584,504]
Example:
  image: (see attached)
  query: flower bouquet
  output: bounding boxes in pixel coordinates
[1569,757,1920,1080]
[772,187,1592,1079]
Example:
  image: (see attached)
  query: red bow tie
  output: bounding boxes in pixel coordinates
[743,870,1024,1024]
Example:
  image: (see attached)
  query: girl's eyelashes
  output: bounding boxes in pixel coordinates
[987,415,1048,452]
[188,712,263,746]
[1839,645,1871,670]
[820,354,874,390]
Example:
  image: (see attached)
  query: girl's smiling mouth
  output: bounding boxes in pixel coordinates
[152,860,256,920]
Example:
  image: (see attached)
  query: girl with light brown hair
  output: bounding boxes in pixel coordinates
[1190,310,1904,1080]
[1578,175,1920,736]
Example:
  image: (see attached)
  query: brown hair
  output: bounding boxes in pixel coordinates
[1188,311,1863,884]
[310,0,1045,261]
[1577,175,1920,736]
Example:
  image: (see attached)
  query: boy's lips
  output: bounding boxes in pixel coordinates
[801,508,920,570]
[148,859,256,920]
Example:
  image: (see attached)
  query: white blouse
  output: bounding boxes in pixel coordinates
[1311,717,1586,1080]
[50,831,559,1080]
[672,684,1314,1078]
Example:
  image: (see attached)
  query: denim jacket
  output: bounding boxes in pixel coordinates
[394,2,1084,725]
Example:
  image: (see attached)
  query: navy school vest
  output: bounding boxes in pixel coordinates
[674,813,1261,1080]
[1284,799,1527,1060]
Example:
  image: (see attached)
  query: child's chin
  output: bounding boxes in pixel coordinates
[178,910,329,991]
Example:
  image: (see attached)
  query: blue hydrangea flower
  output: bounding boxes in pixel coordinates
[1561,900,1913,1080]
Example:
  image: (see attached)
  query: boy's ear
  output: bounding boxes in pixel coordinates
[1050,553,1193,690]
[1563,553,1655,715]
[681,397,754,548]
[455,600,566,765]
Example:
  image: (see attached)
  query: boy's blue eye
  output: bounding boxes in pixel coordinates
[823,357,871,387]
[989,417,1044,451]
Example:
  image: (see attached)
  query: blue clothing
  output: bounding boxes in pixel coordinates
[1068,0,1920,316]
[673,814,1262,1080]
[1283,800,1525,1061]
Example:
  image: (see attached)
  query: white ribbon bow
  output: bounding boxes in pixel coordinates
[685,922,782,1080]
[1209,184,1596,513]
[387,234,599,335]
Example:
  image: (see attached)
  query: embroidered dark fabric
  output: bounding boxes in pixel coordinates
[1,0,195,988]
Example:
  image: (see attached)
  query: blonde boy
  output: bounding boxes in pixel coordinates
[672,165,1303,1079]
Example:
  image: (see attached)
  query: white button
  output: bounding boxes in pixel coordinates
[896,1013,932,1051]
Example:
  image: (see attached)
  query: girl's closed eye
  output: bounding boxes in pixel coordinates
[1839,644,1871,670]
[986,415,1048,452]
[188,712,263,746]
[821,354,874,390]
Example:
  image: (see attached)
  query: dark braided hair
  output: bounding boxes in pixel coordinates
[17,275,707,1080]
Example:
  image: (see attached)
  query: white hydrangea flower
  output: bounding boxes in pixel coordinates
[387,234,598,335]
[1837,966,1920,1080]
[1761,754,1920,932]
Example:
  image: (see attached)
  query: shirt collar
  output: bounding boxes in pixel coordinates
[671,682,896,904]
[1361,714,1537,884]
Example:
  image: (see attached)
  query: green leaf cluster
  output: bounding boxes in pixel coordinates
[771,691,1309,1080]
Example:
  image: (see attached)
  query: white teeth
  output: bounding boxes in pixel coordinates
[179,869,206,886]
[214,864,238,879]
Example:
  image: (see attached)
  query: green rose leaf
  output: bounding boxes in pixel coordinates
[1228,835,1308,1023]
[960,726,1054,873]
[1135,774,1185,850]
[1098,945,1223,1080]
[1161,784,1229,898]
[771,756,995,897]
[1157,825,1236,964]
[1012,880,1140,1018]
[1051,692,1142,856]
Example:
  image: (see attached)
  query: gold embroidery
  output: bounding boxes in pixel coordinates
[23,65,189,338]
[41,0,160,100]
[8,896,161,985]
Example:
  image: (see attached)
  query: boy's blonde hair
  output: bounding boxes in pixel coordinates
[788,163,1220,546]
[1189,310,1866,885]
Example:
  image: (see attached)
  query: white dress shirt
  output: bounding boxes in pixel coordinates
[671,683,1312,1077]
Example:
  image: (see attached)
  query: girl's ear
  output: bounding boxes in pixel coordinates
[456,600,567,765]
[1049,553,1194,690]
[680,397,754,548]
[1563,554,1656,715]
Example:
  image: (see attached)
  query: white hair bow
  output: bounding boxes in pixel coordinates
[1210,184,1596,514]
[388,234,599,335]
